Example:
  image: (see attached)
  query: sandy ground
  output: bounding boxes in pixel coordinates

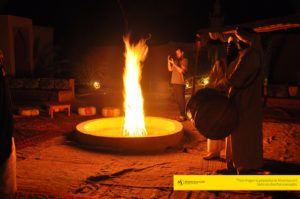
[11,92,300,198]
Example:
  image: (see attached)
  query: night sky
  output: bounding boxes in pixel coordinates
[1,0,299,49]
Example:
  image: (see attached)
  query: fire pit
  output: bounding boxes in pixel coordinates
[75,116,183,153]
[75,35,183,153]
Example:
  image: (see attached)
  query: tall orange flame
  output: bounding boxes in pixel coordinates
[123,35,148,136]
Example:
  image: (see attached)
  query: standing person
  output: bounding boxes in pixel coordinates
[203,32,227,160]
[225,27,264,174]
[168,48,188,122]
[0,50,17,197]
[0,50,13,164]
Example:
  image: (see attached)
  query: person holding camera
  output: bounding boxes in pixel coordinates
[167,48,188,122]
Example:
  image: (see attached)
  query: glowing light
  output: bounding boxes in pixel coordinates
[122,35,148,137]
[185,80,192,89]
[93,81,101,89]
[203,77,209,86]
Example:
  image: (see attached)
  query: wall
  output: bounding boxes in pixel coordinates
[32,25,54,76]
[0,15,33,77]
[268,33,300,84]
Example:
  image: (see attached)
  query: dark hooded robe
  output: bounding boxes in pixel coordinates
[206,37,228,155]
[0,64,13,164]
[0,56,16,197]
[226,28,264,170]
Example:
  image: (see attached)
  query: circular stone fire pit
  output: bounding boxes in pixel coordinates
[75,116,183,153]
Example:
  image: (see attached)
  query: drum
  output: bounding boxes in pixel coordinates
[186,88,238,140]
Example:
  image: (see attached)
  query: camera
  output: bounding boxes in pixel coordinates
[168,55,175,61]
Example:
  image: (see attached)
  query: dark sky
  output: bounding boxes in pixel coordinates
[1,0,299,49]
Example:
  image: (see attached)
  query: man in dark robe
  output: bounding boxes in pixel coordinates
[0,50,16,196]
[0,50,13,164]
[203,32,227,160]
[225,27,264,174]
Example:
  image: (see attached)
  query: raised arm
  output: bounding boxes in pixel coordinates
[167,55,173,71]
[228,50,261,89]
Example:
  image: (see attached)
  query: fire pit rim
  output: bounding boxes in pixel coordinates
[75,116,183,138]
[74,116,184,153]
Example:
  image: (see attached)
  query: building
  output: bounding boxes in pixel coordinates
[0,15,53,77]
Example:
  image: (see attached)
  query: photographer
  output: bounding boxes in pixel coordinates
[167,48,188,122]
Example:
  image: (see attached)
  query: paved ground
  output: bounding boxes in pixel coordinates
[11,91,300,198]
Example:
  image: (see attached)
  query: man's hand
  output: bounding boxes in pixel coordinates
[228,36,234,43]
[168,56,174,64]
[167,55,174,71]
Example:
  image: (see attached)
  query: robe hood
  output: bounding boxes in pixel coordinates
[235,27,264,59]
